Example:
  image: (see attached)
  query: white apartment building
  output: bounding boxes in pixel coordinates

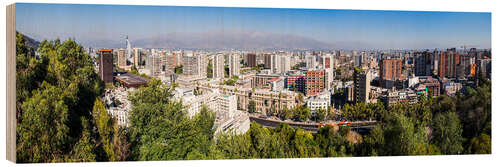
[279,54,291,74]
[213,53,225,79]
[147,52,163,76]
[229,53,240,77]
[306,92,330,112]
[183,52,207,78]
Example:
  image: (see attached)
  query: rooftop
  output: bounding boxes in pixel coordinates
[115,73,150,88]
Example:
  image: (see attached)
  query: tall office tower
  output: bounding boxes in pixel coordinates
[414,50,433,76]
[306,55,316,69]
[125,35,133,62]
[133,48,142,67]
[354,69,371,104]
[280,55,291,74]
[229,53,240,77]
[213,53,225,79]
[147,53,162,76]
[98,49,114,83]
[118,49,127,67]
[305,70,325,97]
[247,53,257,67]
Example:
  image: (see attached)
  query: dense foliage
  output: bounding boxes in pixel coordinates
[15,33,124,162]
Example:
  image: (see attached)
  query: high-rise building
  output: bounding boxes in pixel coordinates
[229,53,240,77]
[305,70,325,96]
[438,48,461,79]
[379,58,403,80]
[118,49,127,67]
[271,54,282,74]
[322,54,334,90]
[247,53,257,67]
[414,51,433,76]
[264,53,272,69]
[165,52,176,74]
[354,69,371,104]
[285,74,305,92]
[98,49,114,83]
[213,53,225,79]
[182,52,207,78]
[280,55,291,74]
[306,55,316,69]
[147,53,162,76]
[133,48,142,67]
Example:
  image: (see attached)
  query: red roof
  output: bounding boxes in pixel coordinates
[269,78,281,82]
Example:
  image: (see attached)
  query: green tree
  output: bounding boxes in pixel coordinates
[293,129,320,157]
[207,60,213,78]
[467,133,491,154]
[175,65,183,74]
[127,79,216,160]
[92,99,129,161]
[17,82,70,162]
[431,111,464,154]
[68,118,97,162]
[248,100,256,113]
[316,108,327,122]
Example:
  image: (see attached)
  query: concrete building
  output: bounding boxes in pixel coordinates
[268,78,284,92]
[147,53,162,76]
[118,49,127,67]
[202,85,298,114]
[414,51,434,76]
[264,53,272,69]
[98,49,114,83]
[306,91,330,112]
[285,74,306,92]
[229,53,240,77]
[421,77,441,97]
[213,53,225,79]
[379,58,403,88]
[183,52,207,78]
[246,53,257,67]
[306,55,316,69]
[280,54,291,74]
[305,70,325,97]
[252,74,280,89]
[322,54,335,90]
[133,48,142,67]
[354,69,371,104]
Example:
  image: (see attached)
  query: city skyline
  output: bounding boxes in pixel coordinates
[16,3,491,49]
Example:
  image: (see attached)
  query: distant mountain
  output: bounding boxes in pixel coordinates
[19,32,40,50]
[132,30,335,49]
[76,30,336,49]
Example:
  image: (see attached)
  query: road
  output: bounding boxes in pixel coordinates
[249,115,377,134]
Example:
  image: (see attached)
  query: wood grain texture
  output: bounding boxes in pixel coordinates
[6,3,16,163]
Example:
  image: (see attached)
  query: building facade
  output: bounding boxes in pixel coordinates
[98,49,114,83]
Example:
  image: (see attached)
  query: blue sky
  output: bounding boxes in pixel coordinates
[16,3,491,49]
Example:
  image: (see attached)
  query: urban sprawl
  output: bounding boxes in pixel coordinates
[91,39,491,136]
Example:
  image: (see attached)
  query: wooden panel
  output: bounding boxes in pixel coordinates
[6,3,16,163]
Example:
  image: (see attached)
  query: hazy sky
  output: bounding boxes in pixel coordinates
[16,3,491,49]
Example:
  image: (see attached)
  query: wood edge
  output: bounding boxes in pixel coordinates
[6,3,16,163]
